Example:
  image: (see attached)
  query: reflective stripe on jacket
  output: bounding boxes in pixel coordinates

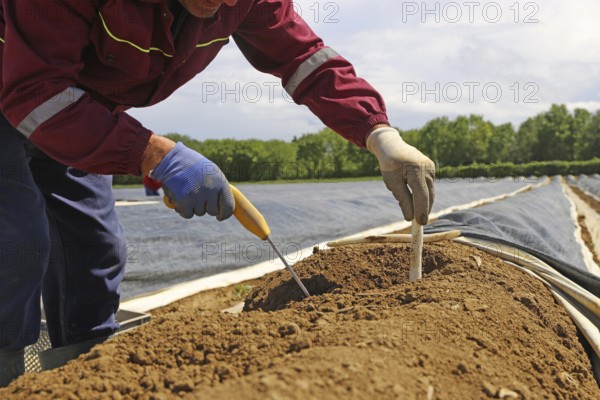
[0,0,388,175]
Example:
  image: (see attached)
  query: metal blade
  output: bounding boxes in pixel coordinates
[267,236,310,297]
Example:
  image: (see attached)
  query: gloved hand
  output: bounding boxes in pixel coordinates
[151,142,234,220]
[367,127,435,225]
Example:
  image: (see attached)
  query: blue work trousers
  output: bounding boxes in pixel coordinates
[0,113,125,351]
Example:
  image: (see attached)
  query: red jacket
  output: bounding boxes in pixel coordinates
[0,0,388,175]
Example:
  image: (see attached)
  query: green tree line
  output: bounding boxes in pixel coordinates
[401,104,600,165]
[151,130,379,182]
[114,104,600,185]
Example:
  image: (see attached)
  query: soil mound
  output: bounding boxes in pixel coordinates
[2,242,599,400]
[244,243,453,311]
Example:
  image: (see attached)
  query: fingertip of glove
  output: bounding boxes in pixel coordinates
[216,203,234,221]
[216,211,233,222]
[180,212,194,220]
[417,213,429,225]
[193,207,207,217]
[398,202,414,222]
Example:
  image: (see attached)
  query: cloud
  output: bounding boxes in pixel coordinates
[129,0,600,141]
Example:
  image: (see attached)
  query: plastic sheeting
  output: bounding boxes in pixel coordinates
[575,174,600,200]
[425,177,600,296]
[115,178,533,299]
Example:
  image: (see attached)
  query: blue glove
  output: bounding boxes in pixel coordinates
[151,142,234,220]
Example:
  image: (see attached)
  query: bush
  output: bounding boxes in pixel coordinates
[436,159,600,179]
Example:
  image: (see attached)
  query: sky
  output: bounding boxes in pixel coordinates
[129,0,600,142]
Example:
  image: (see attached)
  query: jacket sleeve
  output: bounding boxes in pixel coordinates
[0,0,151,175]
[232,0,389,147]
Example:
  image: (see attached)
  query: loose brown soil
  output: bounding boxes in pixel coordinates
[571,185,600,215]
[2,242,599,400]
[578,215,600,267]
[569,184,600,265]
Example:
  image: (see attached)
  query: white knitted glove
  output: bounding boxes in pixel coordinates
[367,127,435,224]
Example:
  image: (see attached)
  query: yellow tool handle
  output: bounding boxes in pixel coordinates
[163,184,271,240]
[163,195,176,209]
[229,185,271,240]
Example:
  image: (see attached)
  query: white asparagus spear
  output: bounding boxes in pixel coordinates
[409,220,424,282]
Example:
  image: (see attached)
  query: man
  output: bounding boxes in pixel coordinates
[0,0,435,386]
